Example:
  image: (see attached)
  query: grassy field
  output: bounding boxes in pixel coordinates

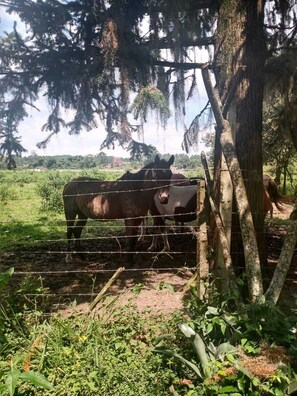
[1,169,297,395]
[0,169,126,252]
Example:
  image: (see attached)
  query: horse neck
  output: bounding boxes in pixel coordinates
[133,168,158,197]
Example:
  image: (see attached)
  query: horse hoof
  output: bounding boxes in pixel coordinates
[77,253,87,261]
[148,245,156,252]
[126,254,135,266]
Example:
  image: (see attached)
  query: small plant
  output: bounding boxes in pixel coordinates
[154,323,237,381]
[156,281,175,292]
[131,283,144,295]
[0,268,14,293]
[0,363,53,395]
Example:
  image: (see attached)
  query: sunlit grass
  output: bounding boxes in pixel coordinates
[0,170,127,252]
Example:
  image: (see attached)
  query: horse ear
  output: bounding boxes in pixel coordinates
[154,154,160,164]
[168,155,174,166]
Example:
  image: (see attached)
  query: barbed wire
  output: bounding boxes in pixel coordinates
[9,267,197,275]
[0,205,293,224]
[1,172,297,302]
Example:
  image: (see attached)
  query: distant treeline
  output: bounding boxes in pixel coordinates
[5,152,203,171]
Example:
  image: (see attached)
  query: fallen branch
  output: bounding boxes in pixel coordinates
[89,267,125,312]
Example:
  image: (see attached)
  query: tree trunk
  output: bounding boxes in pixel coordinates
[214,0,266,279]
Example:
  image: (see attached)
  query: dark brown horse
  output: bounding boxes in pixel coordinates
[63,154,174,262]
[263,174,287,217]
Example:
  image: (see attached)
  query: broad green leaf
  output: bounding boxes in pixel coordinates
[215,342,237,358]
[207,306,219,315]
[20,371,53,390]
[6,369,20,396]
[288,379,297,394]
[193,333,211,378]
[220,322,227,335]
[179,323,195,337]
[165,283,174,293]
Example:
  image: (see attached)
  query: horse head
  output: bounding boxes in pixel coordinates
[149,154,174,189]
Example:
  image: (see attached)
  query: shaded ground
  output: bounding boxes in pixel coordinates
[1,204,297,315]
[1,225,197,314]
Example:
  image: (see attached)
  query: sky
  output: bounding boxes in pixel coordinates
[0,6,211,158]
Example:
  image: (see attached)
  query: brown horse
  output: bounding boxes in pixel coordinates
[263,174,287,217]
[63,154,174,262]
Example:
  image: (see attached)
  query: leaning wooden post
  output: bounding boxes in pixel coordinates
[265,202,297,304]
[201,64,263,302]
[196,179,209,300]
[201,152,237,291]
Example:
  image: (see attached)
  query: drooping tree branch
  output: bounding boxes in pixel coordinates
[145,36,215,49]
[153,60,212,70]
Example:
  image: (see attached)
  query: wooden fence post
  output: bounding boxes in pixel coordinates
[196,180,209,300]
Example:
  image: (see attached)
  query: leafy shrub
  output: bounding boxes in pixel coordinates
[153,287,297,395]
[37,172,70,213]
[0,184,14,204]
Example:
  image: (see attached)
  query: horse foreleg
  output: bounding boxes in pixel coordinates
[148,216,170,252]
[125,219,143,264]
[66,219,75,262]
[148,215,159,251]
[161,223,170,252]
[269,203,273,218]
[137,216,147,243]
[73,215,87,259]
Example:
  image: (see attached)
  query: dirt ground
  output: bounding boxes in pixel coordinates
[1,203,296,316]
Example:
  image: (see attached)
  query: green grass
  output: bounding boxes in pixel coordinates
[0,180,64,251]
[0,300,183,396]
[0,170,126,252]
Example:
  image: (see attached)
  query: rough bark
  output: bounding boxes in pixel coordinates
[213,0,266,278]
